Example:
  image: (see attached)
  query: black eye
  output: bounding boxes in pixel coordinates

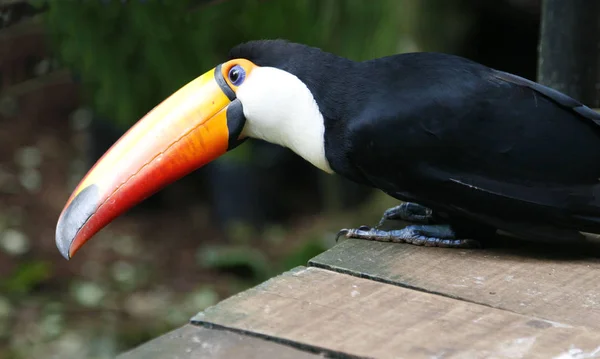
[228,65,246,86]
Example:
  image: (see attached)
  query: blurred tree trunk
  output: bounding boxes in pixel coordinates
[537,0,600,107]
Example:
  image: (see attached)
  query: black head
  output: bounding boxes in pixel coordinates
[229,39,343,75]
[228,40,361,122]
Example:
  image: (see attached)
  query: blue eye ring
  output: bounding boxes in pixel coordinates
[228,65,246,86]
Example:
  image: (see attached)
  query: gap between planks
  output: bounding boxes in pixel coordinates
[308,238,600,331]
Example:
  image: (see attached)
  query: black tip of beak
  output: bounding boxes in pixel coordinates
[55,185,99,260]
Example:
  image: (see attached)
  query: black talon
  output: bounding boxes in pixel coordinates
[336,229,350,242]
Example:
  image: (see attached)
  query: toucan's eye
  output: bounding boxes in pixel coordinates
[228,65,246,86]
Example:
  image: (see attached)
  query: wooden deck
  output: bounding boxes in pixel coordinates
[118,238,600,359]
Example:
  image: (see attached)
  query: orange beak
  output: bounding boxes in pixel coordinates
[56,65,246,259]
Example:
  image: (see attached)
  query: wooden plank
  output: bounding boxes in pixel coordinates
[116,324,323,359]
[309,238,600,331]
[192,266,600,359]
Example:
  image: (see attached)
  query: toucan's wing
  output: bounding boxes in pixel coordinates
[344,56,600,237]
[491,70,600,128]
[428,71,600,233]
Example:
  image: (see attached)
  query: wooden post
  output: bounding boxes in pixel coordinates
[537,0,600,107]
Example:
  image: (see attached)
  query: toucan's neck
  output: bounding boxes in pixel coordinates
[237,65,337,173]
[232,40,361,173]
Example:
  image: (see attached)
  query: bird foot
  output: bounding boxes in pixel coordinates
[336,224,481,248]
[376,202,434,227]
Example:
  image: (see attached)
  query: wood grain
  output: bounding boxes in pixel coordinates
[193,266,600,359]
[309,239,600,331]
[117,324,323,359]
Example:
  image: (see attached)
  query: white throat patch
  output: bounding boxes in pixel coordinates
[237,66,333,173]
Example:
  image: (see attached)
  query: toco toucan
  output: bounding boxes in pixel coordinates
[56,39,600,259]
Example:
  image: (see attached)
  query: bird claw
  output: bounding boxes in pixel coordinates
[334,224,482,249]
[336,225,372,242]
[335,229,350,242]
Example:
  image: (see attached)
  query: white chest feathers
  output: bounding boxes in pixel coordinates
[237,66,333,173]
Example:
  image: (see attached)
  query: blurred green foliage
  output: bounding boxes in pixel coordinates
[196,237,329,285]
[35,0,411,129]
[1,260,53,295]
[198,244,271,282]
[279,237,329,270]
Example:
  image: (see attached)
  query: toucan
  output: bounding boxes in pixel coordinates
[55,39,600,259]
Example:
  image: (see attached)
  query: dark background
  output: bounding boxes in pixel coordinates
[0,0,542,357]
